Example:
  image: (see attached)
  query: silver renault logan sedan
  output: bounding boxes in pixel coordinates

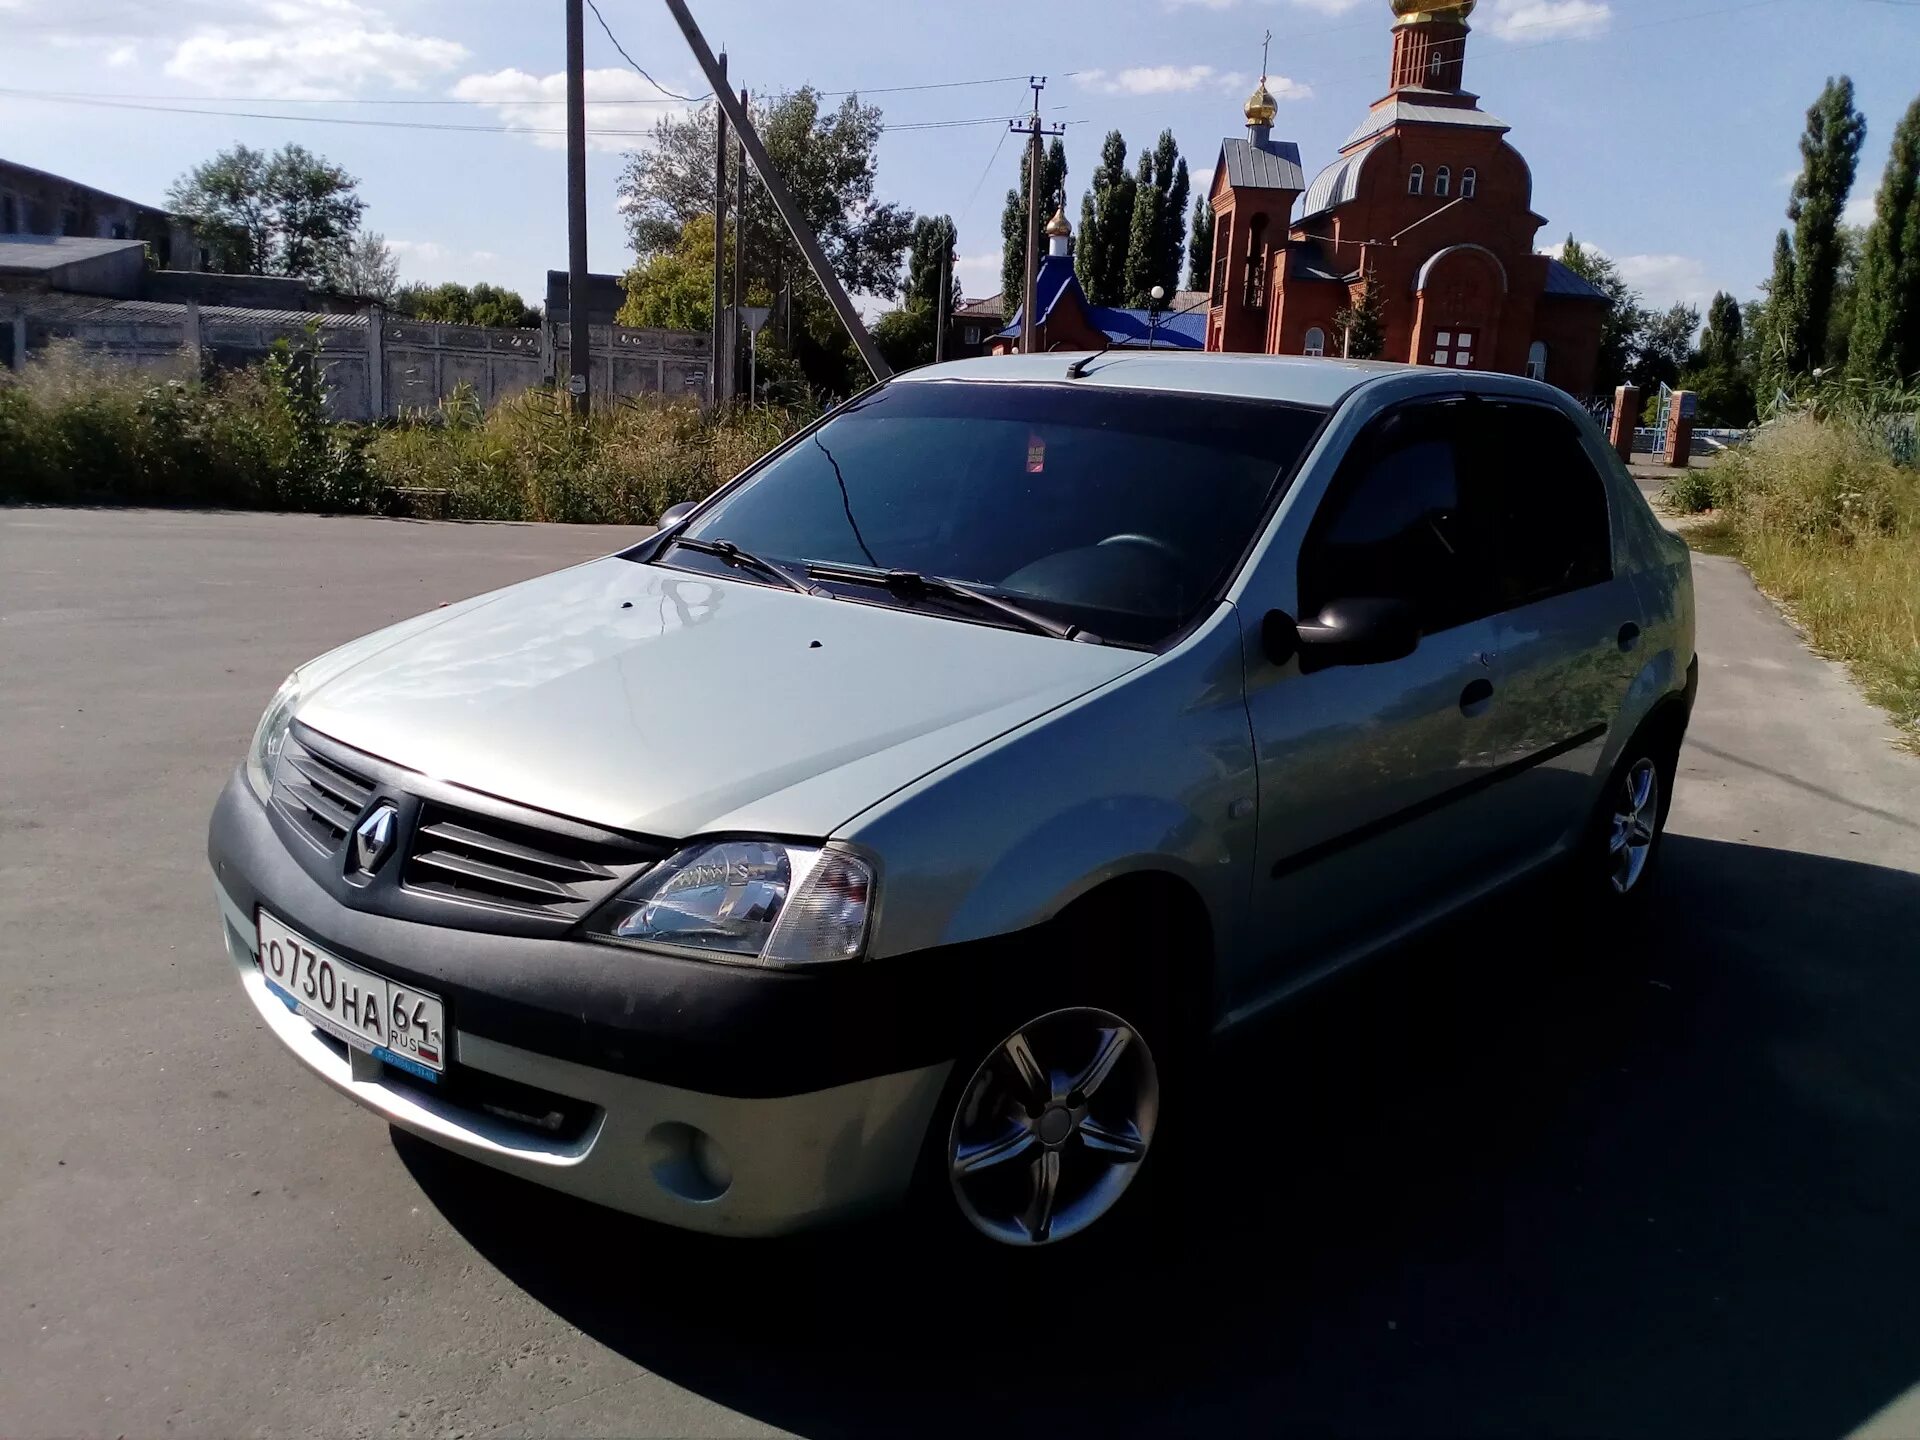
[208,352,1696,1249]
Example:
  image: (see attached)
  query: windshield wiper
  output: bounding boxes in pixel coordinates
[805,562,1100,644]
[666,536,819,596]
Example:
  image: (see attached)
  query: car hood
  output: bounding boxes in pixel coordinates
[296,555,1146,839]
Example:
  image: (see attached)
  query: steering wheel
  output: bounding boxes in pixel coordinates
[1096,533,1186,569]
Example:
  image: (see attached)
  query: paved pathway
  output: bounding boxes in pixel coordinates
[2,507,1918,1437]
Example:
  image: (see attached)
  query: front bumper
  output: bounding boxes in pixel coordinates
[209,774,952,1236]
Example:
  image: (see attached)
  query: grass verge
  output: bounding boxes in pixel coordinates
[1667,415,1920,749]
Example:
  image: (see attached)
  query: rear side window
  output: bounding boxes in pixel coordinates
[1298,398,1613,635]
[1460,402,1613,608]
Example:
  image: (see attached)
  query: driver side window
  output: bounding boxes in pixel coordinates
[1297,402,1487,636]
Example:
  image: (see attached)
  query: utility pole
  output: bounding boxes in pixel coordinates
[564,0,590,416]
[731,86,747,403]
[1008,77,1065,356]
[662,0,890,380]
[933,236,951,363]
[710,51,728,406]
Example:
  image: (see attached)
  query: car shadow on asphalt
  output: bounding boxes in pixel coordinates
[394,834,1920,1438]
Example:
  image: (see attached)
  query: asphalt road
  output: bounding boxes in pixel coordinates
[5,506,1920,1438]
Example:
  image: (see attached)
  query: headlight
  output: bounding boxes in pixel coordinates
[245,672,302,802]
[586,839,874,968]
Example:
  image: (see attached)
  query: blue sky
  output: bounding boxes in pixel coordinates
[2,0,1915,320]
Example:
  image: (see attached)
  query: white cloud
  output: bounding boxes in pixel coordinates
[954,251,1002,300]
[1288,0,1373,12]
[105,43,136,68]
[1074,64,1306,100]
[451,67,694,151]
[1483,0,1612,41]
[161,0,467,98]
[1541,241,1716,310]
[386,238,511,287]
[1615,253,1713,310]
[1843,194,1876,228]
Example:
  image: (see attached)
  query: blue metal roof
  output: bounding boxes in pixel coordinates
[1542,258,1608,301]
[1084,304,1206,349]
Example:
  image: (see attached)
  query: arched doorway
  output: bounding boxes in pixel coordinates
[1410,244,1508,372]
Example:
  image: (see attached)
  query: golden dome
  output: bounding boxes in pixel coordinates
[1044,205,1071,238]
[1244,78,1279,127]
[1391,0,1476,21]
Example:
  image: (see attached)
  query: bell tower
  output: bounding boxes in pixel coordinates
[1389,0,1475,93]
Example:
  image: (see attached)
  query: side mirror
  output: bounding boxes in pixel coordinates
[656,500,699,532]
[1263,598,1419,670]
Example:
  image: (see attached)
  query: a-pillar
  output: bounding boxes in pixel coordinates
[1608,384,1639,466]
[1664,389,1697,468]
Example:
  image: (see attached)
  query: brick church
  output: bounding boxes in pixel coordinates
[1204,0,1607,394]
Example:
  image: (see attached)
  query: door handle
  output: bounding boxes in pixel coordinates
[1459,678,1494,716]
[1618,622,1642,653]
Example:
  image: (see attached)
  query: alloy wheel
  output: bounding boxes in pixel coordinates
[947,1006,1159,1246]
[1608,757,1661,894]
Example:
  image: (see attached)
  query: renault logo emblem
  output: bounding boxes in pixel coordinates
[352,803,398,874]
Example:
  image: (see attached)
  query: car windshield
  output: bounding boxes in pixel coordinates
[650,380,1326,648]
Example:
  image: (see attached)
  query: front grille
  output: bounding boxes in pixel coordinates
[402,802,653,921]
[273,738,376,851]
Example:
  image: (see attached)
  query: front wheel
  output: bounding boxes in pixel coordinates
[939,1005,1162,1248]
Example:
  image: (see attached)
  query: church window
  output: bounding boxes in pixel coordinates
[1434,167,1451,198]
[1462,168,1478,199]
[1304,327,1326,357]
[1408,165,1424,196]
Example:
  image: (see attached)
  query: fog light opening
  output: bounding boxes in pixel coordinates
[644,1121,732,1203]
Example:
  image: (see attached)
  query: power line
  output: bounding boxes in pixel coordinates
[0,88,1071,139]
[582,0,709,102]
[0,70,1074,110]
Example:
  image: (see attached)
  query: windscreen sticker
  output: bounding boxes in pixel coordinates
[1026,433,1046,474]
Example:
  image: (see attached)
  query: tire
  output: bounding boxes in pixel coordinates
[1580,717,1682,906]
[911,909,1189,1254]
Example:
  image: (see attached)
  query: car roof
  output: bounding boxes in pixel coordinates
[896,350,1419,411]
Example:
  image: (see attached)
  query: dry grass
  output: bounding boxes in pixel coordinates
[1695,414,1920,748]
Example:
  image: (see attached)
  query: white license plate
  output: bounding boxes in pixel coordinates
[256,912,448,1080]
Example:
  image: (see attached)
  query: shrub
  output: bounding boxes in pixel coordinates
[1,343,815,524]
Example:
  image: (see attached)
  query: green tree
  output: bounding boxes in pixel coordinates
[1754,229,1799,386]
[873,304,937,371]
[1001,137,1069,316]
[617,88,914,307]
[1784,76,1868,372]
[1075,131,1135,306]
[1630,303,1701,393]
[1698,291,1745,369]
[326,230,398,302]
[393,281,541,328]
[1558,235,1646,396]
[1162,156,1190,300]
[167,143,365,280]
[1332,265,1385,359]
[905,214,959,311]
[1851,95,1920,380]
[1187,194,1215,293]
[1122,130,1186,306]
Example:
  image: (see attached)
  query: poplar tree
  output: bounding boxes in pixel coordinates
[1187,194,1215,292]
[1851,95,1920,380]
[1121,130,1187,306]
[1076,131,1135,306]
[1784,76,1867,371]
